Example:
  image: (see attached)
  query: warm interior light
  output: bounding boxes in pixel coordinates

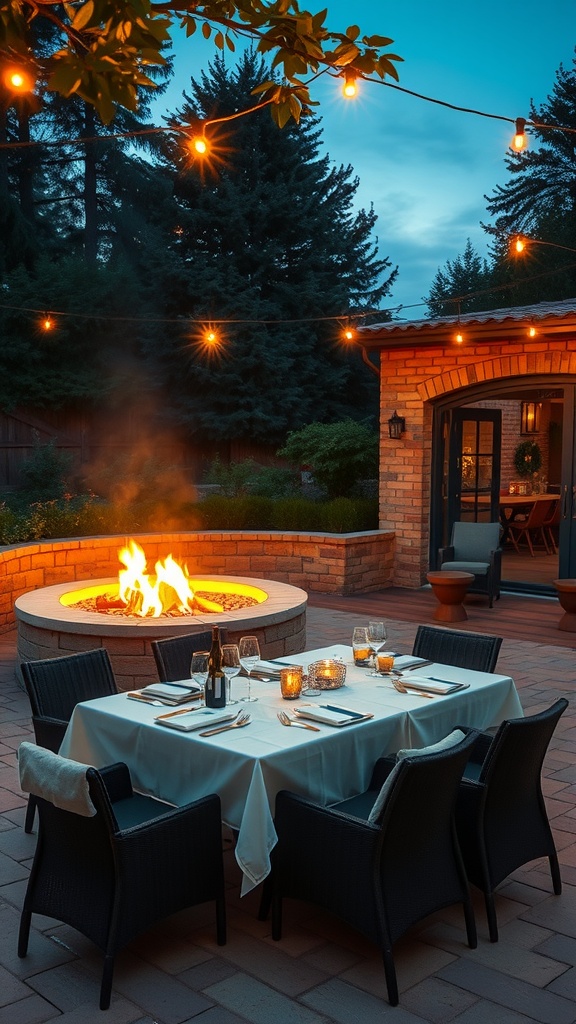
[342,70,358,99]
[520,401,541,435]
[511,117,528,152]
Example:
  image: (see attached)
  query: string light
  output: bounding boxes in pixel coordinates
[455,331,464,344]
[342,70,358,99]
[41,313,54,331]
[2,66,35,93]
[510,233,576,258]
[528,325,537,338]
[511,116,528,152]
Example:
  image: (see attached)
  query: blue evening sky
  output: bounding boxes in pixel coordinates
[155,1,575,318]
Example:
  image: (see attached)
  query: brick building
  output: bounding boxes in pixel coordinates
[358,299,576,592]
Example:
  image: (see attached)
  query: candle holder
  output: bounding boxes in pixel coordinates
[280,666,303,700]
[306,659,347,691]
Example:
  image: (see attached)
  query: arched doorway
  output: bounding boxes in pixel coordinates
[431,377,576,594]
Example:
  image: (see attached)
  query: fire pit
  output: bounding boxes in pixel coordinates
[15,541,307,690]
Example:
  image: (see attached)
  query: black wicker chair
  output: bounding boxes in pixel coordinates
[18,743,226,1010]
[412,625,502,673]
[456,697,568,942]
[151,628,229,682]
[21,648,118,833]
[268,730,478,1006]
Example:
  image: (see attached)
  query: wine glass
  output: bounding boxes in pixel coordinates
[221,644,241,705]
[238,635,260,703]
[352,626,371,666]
[367,621,387,675]
[190,651,209,702]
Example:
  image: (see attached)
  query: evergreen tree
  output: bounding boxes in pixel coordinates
[425,239,494,317]
[145,52,396,443]
[484,49,576,304]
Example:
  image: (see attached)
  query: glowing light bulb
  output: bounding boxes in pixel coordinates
[455,332,464,345]
[528,326,537,338]
[511,117,528,152]
[193,137,207,155]
[3,67,34,93]
[343,328,355,341]
[204,329,217,344]
[342,70,358,99]
[513,235,526,254]
[42,316,53,331]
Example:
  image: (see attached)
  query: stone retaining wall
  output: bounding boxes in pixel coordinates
[0,529,394,634]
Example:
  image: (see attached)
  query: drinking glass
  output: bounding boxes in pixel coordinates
[352,626,371,666]
[367,621,387,675]
[238,635,260,703]
[190,651,209,703]
[221,644,241,705]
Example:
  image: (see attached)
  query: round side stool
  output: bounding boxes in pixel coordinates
[426,571,475,623]
[553,579,576,632]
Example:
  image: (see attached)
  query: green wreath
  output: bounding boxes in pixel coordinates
[514,440,542,478]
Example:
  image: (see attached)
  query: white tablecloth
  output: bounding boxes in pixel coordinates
[59,644,522,894]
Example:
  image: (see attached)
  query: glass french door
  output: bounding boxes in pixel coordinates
[558,387,576,578]
[435,409,501,549]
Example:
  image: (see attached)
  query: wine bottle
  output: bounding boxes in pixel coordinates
[205,624,226,708]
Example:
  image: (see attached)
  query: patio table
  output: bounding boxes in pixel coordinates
[59,643,522,895]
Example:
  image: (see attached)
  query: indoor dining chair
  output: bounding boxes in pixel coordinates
[412,624,502,673]
[455,697,568,942]
[20,648,118,833]
[151,627,229,682]
[267,729,478,1006]
[507,498,556,556]
[18,742,226,1011]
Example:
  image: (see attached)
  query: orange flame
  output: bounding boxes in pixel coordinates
[117,539,223,617]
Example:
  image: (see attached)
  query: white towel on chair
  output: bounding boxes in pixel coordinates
[18,742,96,817]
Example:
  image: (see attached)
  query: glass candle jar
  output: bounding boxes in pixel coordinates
[280,665,303,699]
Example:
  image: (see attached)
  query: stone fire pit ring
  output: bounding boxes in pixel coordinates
[16,575,307,691]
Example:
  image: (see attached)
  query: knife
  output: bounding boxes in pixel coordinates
[154,705,200,719]
[127,693,182,706]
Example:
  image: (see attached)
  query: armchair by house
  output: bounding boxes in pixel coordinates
[438,521,502,608]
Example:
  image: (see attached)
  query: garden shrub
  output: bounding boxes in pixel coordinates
[277,419,379,499]
[18,436,73,502]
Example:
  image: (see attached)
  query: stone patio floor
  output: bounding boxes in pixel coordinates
[0,605,575,1024]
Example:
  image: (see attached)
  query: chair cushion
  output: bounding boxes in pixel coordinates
[112,792,176,830]
[441,561,489,576]
[18,741,96,817]
[395,728,467,762]
[367,762,402,825]
[367,729,467,825]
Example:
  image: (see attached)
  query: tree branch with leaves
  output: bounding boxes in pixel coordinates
[0,0,403,124]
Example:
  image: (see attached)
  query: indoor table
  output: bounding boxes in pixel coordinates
[59,644,522,895]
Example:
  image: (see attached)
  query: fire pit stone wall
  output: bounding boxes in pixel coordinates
[7,530,394,689]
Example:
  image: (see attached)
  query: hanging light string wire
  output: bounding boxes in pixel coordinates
[2,70,576,150]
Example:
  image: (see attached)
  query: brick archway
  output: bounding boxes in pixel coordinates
[418,353,576,402]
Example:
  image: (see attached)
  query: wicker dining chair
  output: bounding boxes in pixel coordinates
[21,648,118,833]
[456,697,568,942]
[412,625,502,673]
[151,628,229,682]
[268,730,478,1006]
[18,742,226,1011]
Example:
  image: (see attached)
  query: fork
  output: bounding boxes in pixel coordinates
[200,712,251,737]
[391,677,434,699]
[277,710,320,732]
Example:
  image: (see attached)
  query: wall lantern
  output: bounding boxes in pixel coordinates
[387,410,406,439]
[520,401,541,435]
